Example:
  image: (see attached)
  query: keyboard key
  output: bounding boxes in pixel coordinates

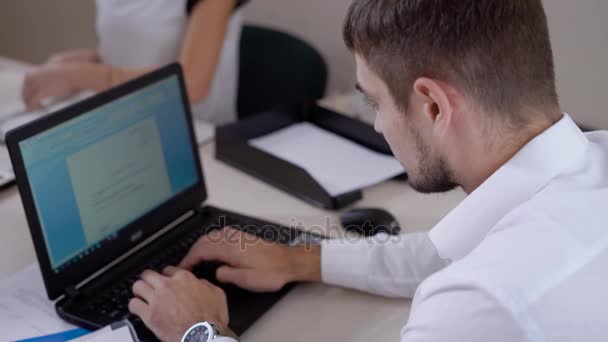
[109,310,122,319]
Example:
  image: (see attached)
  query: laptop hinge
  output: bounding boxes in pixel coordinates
[73,209,196,292]
[65,285,81,300]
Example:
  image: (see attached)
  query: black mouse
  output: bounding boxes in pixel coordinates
[340,208,401,237]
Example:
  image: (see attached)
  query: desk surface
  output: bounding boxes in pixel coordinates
[0,57,466,341]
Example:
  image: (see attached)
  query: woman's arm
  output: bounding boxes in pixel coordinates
[23,0,237,111]
[110,0,238,102]
[178,0,238,103]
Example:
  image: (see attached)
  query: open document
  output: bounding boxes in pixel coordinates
[249,122,404,196]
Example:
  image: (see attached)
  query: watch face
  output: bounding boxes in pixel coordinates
[185,324,211,342]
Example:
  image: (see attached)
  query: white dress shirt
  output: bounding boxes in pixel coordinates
[215,114,608,341]
[322,114,608,341]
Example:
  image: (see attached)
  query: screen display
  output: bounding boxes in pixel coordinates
[19,76,199,271]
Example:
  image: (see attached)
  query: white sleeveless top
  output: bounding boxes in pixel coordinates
[95,0,243,125]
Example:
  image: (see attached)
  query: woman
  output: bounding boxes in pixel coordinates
[21,0,247,125]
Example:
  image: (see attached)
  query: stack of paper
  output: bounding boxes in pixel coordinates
[0,69,98,142]
[0,69,214,146]
[0,265,138,341]
[0,70,26,118]
[193,120,216,145]
[249,122,403,196]
[0,264,78,341]
[70,323,137,342]
[0,91,95,142]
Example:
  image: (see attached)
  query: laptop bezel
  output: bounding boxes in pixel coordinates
[6,63,207,300]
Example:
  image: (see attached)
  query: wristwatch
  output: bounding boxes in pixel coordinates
[181,322,238,342]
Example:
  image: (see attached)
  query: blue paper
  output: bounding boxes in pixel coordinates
[15,328,90,342]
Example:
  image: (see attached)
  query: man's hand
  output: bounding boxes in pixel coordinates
[179,227,321,292]
[129,266,229,342]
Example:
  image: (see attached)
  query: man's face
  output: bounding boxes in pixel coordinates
[355,55,457,193]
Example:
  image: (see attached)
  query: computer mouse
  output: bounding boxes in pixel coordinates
[340,208,401,237]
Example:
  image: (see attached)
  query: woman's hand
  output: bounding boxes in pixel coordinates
[22,63,110,111]
[47,48,100,65]
[22,64,82,111]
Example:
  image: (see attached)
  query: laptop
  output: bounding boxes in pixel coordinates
[6,64,324,341]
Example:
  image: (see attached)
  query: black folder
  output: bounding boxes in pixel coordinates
[216,103,406,209]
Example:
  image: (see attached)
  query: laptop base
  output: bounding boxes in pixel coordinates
[55,205,317,341]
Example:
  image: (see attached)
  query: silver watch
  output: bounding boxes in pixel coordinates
[181,322,235,342]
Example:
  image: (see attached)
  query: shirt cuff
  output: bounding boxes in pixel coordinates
[321,238,372,292]
[215,337,238,342]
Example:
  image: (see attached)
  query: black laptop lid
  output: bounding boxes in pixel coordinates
[6,64,207,300]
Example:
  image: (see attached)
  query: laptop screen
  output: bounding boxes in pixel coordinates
[18,75,199,272]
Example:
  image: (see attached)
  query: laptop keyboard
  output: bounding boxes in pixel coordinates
[79,209,324,339]
[84,221,208,329]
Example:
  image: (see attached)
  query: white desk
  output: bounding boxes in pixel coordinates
[0,57,466,341]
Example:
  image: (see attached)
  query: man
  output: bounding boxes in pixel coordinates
[128,0,608,341]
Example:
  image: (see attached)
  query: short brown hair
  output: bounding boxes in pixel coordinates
[344,0,559,121]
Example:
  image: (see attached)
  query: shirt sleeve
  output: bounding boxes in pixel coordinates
[400,280,526,342]
[186,0,249,15]
[321,232,448,298]
[215,337,238,342]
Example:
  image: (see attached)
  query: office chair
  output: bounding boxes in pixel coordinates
[237,25,328,119]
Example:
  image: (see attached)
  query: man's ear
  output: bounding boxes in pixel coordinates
[412,78,454,131]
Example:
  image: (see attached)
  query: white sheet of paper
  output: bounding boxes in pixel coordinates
[0,70,26,119]
[193,120,215,145]
[249,122,403,196]
[0,264,78,341]
[0,91,95,142]
[71,325,135,342]
[0,112,45,138]
[0,168,15,188]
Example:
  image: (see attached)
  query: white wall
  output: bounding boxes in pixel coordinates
[544,0,608,129]
[0,0,606,128]
[0,0,96,63]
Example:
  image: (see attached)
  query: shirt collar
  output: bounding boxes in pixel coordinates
[429,114,588,262]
